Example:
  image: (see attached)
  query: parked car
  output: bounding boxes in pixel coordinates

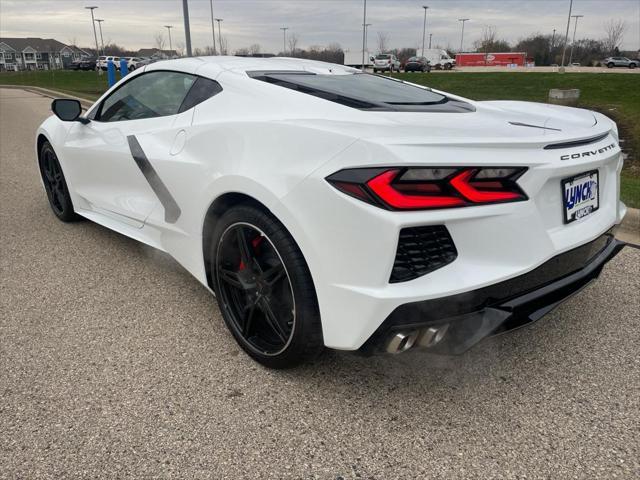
[404,56,431,73]
[38,57,626,368]
[423,49,455,70]
[603,56,637,68]
[125,57,148,71]
[97,56,121,70]
[373,54,400,73]
[68,58,96,71]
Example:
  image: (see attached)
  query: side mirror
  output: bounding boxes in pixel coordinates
[51,99,87,123]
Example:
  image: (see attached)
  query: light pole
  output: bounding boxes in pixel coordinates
[209,0,217,55]
[85,6,100,60]
[361,0,367,71]
[215,19,224,54]
[94,19,105,56]
[560,0,573,68]
[182,0,192,57]
[429,33,433,49]
[164,25,173,55]
[280,26,289,56]
[421,6,429,57]
[568,14,584,66]
[363,23,372,64]
[458,18,469,52]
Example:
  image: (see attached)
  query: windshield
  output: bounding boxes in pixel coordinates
[408,57,421,62]
[375,55,391,60]
[251,72,464,111]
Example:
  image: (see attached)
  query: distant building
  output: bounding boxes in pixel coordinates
[0,38,90,71]
[137,48,178,59]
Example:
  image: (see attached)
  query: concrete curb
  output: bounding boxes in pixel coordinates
[0,85,94,108]
[618,207,640,246]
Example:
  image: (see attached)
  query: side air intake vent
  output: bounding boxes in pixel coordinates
[390,226,457,283]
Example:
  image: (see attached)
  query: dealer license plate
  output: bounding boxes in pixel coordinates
[562,170,599,224]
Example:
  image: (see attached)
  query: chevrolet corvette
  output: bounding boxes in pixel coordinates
[36,56,626,368]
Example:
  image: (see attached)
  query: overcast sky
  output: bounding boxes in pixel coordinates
[1,0,639,53]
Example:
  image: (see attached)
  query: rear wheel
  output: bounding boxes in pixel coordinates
[38,141,80,222]
[210,205,323,368]
[629,63,637,69]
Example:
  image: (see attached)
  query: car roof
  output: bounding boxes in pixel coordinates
[145,55,359,78]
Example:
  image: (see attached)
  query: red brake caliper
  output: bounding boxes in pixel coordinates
[238,235,264,271]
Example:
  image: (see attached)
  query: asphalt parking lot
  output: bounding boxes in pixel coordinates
[1,88,639,479]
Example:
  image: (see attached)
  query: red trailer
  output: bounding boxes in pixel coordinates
[455,52,530,67]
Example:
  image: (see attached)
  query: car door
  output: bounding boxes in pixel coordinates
[62,70,198,227]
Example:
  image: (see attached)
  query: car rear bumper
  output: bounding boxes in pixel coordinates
[359,231,626,355]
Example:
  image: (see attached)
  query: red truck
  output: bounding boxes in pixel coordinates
[455,52,532,67]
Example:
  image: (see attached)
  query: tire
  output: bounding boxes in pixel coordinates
[210,204,324,369]
[444,63,452,70]
[38,141,80,222]
[629,63,637,69]
[607,63,614,68]
[373,69,378,73]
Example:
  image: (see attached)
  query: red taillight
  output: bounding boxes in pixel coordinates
[326,167,527,210]
[367,170,465,209]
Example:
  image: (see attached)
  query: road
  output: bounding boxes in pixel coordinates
[1,88,639,479]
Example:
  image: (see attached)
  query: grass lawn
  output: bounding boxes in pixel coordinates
[1,70,638,207]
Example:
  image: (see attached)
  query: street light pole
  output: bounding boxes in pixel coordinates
[361,0,367,71]
[429,33,433,49]
[280,27,289,56]
[458,18,469,52]
[164,25,173,55]
[568,14,584,66]
[182,0,192,57]
[209,0,217,55]
[363,23,372,63]
[421,6,429,57]
[215,19,224,54]
[85,6,100,59]
[560,0,573,68]
[94,19,105,56]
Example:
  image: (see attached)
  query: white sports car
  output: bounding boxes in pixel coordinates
[36,57,626,368]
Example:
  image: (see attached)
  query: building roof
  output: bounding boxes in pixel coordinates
[0,37,70,52]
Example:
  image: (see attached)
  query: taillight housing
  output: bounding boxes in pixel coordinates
[326,167,528,210]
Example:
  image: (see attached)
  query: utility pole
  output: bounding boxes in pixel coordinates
[164,25,173,54]
[458,18,469,52]
[85,6,100,61]
[363,23,372,63]
[568,14,584,66]
[429,33,433,49]
[94,19,105,56]
[421,6,429,57]
[209,0,216,54]
[215,19,224,54]
[280,26,289,56]
[560,0,573,69]
[361,0,367,71]
[182,0,192,57]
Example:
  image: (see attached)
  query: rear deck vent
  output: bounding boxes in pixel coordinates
[543,132,609,150]
[390,226,457,283]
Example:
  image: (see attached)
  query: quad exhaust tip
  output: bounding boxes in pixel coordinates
[386,324,449,354]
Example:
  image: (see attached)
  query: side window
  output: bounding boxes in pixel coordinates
[178,77,223,113]
[98,71,196,122]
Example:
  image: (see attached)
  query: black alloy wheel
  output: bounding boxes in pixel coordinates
[216,223,295,356]
[38,141,79,222]
[211,205,323,368]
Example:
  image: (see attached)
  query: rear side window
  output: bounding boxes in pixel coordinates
[178,77,223,113]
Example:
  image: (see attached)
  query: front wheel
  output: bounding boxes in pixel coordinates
[38,141,80,222]
[210,205,324,368]
[629,63,637,69]
[607,62,614,68]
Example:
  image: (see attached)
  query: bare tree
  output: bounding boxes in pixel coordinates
[219,35,229,55]
[249,43,261,55]
[154,32,166,51]
[174,41,185,57]
[287,34,299,56]
[235,47,250,55]
[67,36,78,47]
[602,19,626,54]
[377,32,390,53]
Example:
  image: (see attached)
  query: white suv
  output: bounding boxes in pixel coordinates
[373,54,400,73]
[97,56,121,71]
